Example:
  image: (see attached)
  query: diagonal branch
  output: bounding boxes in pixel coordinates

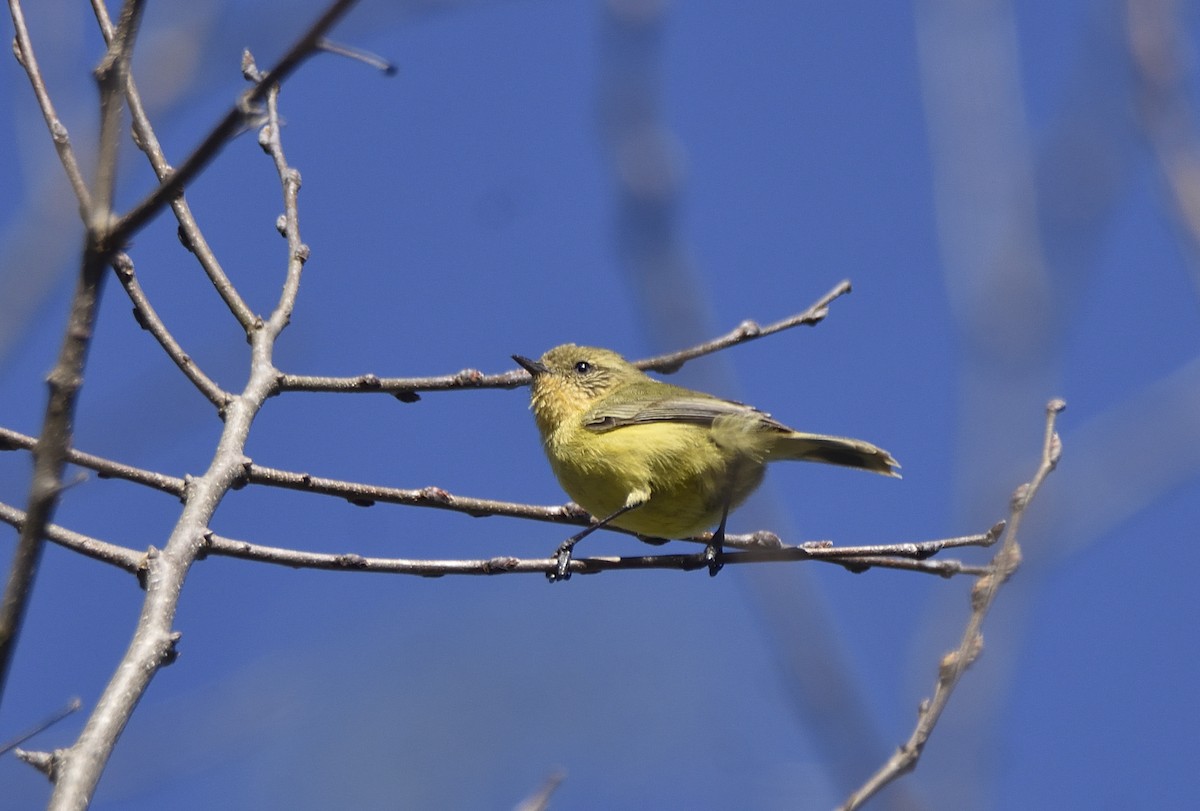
[256,74,308,328]
[0,426,185,496]
[7,0,92,212]
[107,0,360,249]
[0,503,143,574]
[0,0,145,714]
[635,279,853,374]
[89,0,256,328]
[110,253,231,408]
[88,0,145,234]
[838,399,1065,811]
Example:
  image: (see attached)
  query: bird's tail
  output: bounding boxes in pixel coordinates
[769,432,901,477]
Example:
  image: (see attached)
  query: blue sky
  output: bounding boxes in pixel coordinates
[2,1,1199,809]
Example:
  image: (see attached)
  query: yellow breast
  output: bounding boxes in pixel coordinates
[543,421,764,539]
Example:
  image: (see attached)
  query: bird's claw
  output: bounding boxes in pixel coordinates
[704,542,723,577]
[548,543,574,583]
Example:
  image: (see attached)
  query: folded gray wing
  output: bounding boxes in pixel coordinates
[583,396,788,433]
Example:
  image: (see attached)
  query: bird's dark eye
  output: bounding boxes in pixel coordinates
[574,361,592,374]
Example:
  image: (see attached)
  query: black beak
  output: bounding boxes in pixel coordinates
[512,355,547,376]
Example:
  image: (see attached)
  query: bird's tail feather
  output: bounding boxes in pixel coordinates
[770,432,900,477]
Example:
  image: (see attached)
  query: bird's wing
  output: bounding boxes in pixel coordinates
[583,396,788,433]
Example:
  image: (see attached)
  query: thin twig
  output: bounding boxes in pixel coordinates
[7,0,93,212]
[276,281,854,398]
[0,426,186,497]
[800,521,1005,559]
[245,462,610,528]
[0,697,82,758]
[107,0,360,248]
[276,366,530,398]
[837,399,1065,811]
[0,503,144,574]
[110,253,231,408]
[89,0,146,235]
[0,0,145,715]
[257,73,308,326]
[89,0,257,329]
[0,502,144,574]
[636,279,853,373]
[0,213,106,707]
[831,556,990,578]
[317,37,397,75]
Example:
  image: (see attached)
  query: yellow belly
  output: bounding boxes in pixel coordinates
[545,422,766,539]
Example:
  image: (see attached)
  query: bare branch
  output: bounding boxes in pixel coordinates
[89,0,257,328]
[838,399,1065,811]
[0,502,144,574]
[0,426,185,497]
[276,366,530,398]
[110,253,231,408]
[201,532,994,579]
[635,279,853,374]
[255,68,308,329]
[277,281,854,398]
[317,37,398,75]
[0,0,146,713]
[801,521,1004,559]
[244,461,605,526]
[829,556,990,578]
[88,0,146,234]
[7,0,92,212]
[0,495,992,582]
[107,0,360,248]
[0,697,81,757]
[0,254,106,708]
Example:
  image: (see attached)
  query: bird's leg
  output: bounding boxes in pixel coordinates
[706,458,745,577]
[705,499,731,577]
[550,490,648,582]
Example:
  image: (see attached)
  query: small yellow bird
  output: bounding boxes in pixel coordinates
[513,344,899,581]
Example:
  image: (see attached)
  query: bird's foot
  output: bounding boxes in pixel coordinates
[548,540,575,583]
[704,540,724,577]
